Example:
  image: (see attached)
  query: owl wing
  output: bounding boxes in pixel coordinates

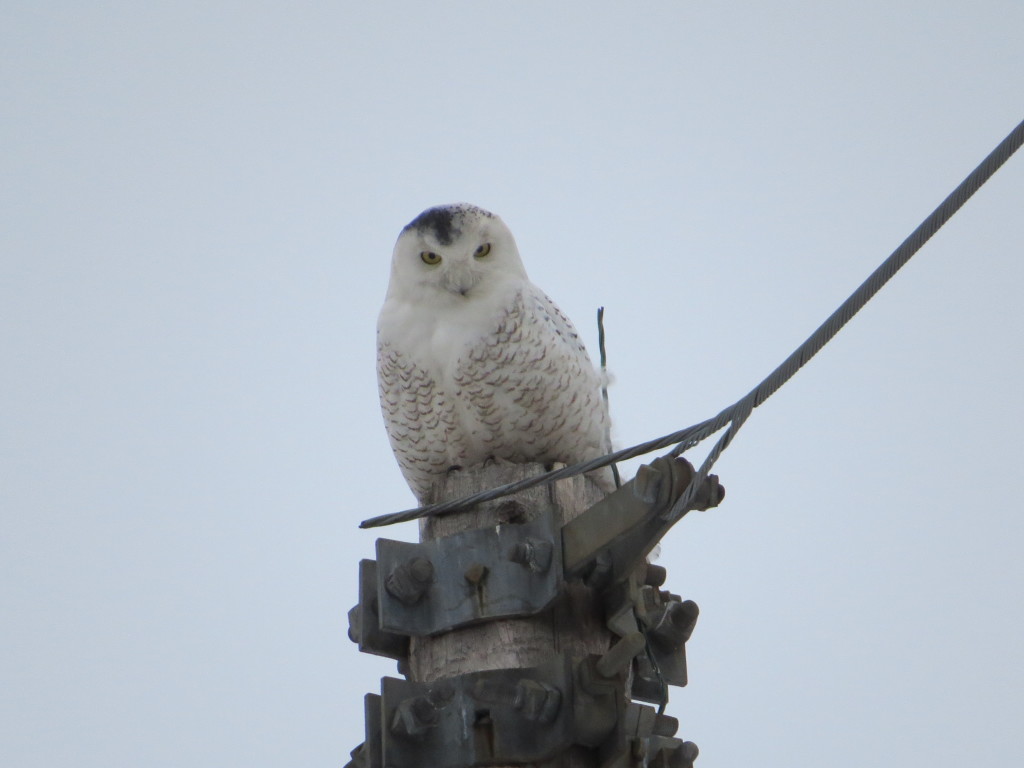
[454,283,612,477]
[377,339,459,503]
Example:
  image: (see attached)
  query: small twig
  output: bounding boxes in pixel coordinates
[597,307,622,489]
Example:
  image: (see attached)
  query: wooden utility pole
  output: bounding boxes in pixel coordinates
[413,463,610,681]
[412,463,612,768]
[348,456,713,767]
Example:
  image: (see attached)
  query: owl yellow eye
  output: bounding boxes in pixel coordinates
[474,243,492,258]
[420,251,441,265]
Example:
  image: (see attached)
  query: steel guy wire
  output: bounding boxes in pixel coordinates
[361,117,1024,530]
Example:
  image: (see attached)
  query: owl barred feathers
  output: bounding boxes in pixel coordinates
[377,204,612,503]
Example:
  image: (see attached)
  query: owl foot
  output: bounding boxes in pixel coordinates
[482,455,519,469]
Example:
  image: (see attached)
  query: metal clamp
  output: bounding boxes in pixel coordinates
[378,656,575,768]
[347,642,694,768]
[343,693,382,768]
[347,559,410,663]
[562,456,723,590]
[376,507,563,637]
[602,563,700,706]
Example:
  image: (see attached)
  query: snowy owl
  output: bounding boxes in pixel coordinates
[377,203,612,504]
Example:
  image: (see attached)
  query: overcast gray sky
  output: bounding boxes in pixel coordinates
[2,2,1023,766]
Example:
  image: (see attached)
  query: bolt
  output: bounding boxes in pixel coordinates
[346,604,361,643]
[644,563,667,587]
[596,631,646,678]
[389,683,453,739]
[390,695,440,739]
[508,538,553,573]
[692,474,725,510]
[632,462,663,504]
[647,599,699,648]
[409,557,434,582]
[653,713,679,737]
[515,679,561,723]
[495,499,529,524]
[427,681,455,706]
[384,557,434,606]
[471,678,561,723]
[464,562,488,584]
[647,740,698,768]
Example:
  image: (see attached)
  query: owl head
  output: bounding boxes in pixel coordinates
[386,204,528,302]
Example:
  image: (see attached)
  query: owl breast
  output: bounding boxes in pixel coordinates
[377,286,611,503]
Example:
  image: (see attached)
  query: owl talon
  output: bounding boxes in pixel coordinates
[446,464,463,476]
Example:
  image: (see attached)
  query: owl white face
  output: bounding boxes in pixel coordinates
[386,204,529,302]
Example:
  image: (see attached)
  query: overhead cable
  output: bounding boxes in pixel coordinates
[361,117,1024,530]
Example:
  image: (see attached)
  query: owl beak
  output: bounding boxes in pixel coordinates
[444,265,478,297]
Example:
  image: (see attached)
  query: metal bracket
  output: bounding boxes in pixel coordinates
[376,508,563,636]
[636,588,698,693]
[379,655,575,768]
[343,693,383,768]
[362,640,671,768]
[347,559,410,663]
[348,456,717,766]
[640,736,699,768]
[349,682,700,768]
[602,567,699,706]
[562,456,723,589]
[598,700,697,768]
[347,623,700,767]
